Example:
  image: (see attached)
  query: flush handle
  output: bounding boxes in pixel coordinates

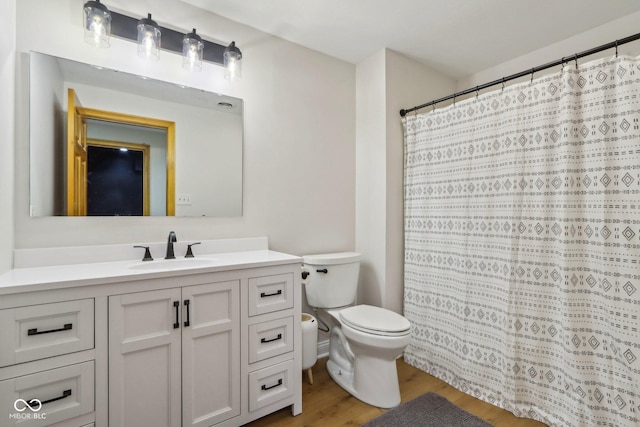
[316,268,328,274]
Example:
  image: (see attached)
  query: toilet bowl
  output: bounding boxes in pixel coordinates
[302,253,411,408]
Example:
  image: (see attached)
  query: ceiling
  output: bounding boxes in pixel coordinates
[180,0,640,79]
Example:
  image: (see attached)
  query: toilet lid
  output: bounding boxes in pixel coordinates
[339,305,411,336]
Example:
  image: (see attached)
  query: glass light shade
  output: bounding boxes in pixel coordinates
[137,14,161,61]
[83,0,111,48]
[182,29,204,71]
[224,41,242,82]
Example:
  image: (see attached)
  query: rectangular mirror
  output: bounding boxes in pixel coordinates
[29,52,243,217]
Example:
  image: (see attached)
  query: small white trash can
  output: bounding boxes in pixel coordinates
[301,313,318,384]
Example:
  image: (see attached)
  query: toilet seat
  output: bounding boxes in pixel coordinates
[339,305,410,337]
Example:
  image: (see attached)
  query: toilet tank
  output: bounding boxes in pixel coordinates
[302,252,362,308]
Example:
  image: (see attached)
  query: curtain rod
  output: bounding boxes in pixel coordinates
[399,32,640,117]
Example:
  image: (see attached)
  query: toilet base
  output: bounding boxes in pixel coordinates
[321,306,408,408]
[326,358,356,396]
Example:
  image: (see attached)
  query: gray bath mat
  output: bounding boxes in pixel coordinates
[362,392,492,427]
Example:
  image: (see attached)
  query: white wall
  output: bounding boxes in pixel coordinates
[14,0,355,257]
[29,53,64,217]
[0,0,16,273]
[355,49,456,312]
[458,11,640,93]
[355,50,386,307]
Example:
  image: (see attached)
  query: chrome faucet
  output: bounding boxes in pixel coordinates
[165,231,177,259]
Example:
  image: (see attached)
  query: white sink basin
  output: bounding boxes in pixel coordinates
[129,258,217,271]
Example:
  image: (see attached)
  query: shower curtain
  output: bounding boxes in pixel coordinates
[403,55,639,427]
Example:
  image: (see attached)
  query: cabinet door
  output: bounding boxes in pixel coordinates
[109,288,181,427]
[182,280,240,427]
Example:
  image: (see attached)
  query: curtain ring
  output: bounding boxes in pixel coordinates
[530,68,534,84]
[476,86,479,99]
[574,54,578,70]
[615,40,619,58]
[501,77,505,92]
[453,94,456,106]
[560,56,565,71]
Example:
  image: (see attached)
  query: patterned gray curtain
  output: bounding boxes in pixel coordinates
[402,55,639,427]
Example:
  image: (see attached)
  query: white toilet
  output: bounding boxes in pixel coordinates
[302,252,411,408]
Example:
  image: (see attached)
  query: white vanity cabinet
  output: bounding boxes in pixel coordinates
[0,241,302,427]
[245,273,297,414]
[108,279,240,427]
[108,265,302,427]
[0,299,96,427]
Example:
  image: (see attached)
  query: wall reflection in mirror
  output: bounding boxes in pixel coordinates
[29,52,243,217]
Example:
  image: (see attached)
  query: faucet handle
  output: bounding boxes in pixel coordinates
[185,242,201,258]
[134,245,154,261]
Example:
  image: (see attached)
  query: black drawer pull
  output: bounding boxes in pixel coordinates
[260,333,282,344]
[28,323,72,336]
[30,389,72,406]
[316,268,328,273]
[261,379,283,391]
[260,289,282,298]
[173,301,180,329]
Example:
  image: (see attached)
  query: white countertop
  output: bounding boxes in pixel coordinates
[1,240,302,296]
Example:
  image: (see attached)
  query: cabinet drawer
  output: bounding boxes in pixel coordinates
[0,360,95,426]
[248,360,295,412]
[248,273,294,316]
[0,299,95,367]
[248,316,294,364]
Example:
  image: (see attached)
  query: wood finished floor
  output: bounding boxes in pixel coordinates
[244,357,548,427]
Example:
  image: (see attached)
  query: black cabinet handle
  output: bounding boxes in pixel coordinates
[261,379,283,391]
[316,269,328,274]
[184,300,190,327]
[29,389,72,406]
[173,301,180,329]
[260,289,282,298]
[28,323,72,336]
[260,333,282,344]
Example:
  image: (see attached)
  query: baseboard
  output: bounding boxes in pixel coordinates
[317,339,329,359]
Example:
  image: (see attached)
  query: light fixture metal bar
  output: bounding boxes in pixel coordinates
[110,11,225,65]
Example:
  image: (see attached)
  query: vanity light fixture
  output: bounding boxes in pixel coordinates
[223,41,242,81]
[83,2,243,80]
[83,0,111,48]
[137,14,161,61]
[182,29,204,71]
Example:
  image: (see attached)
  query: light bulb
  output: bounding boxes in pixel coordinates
[83,0,111,48]
[137,14,161,61]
